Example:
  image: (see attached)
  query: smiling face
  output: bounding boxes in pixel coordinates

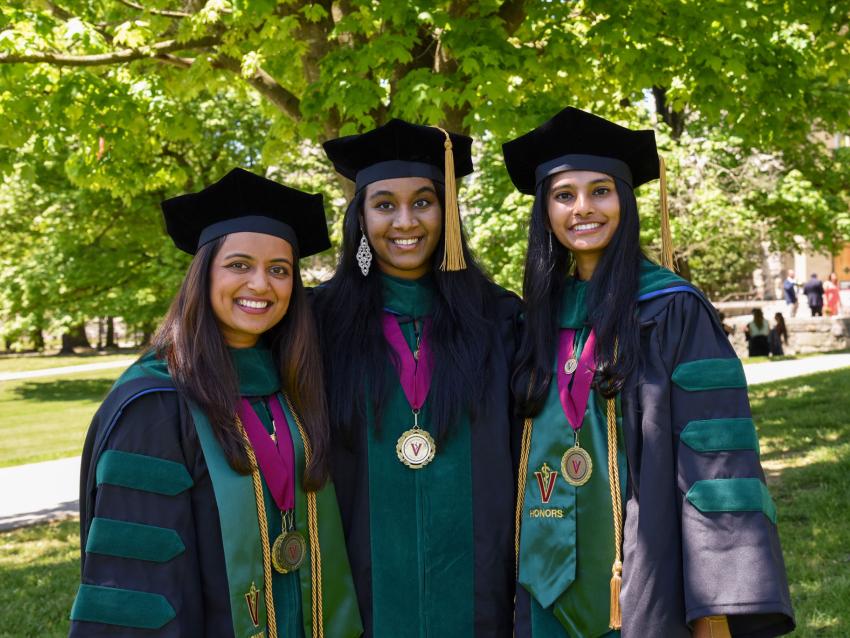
[547,170,621,280]
[209,232,294,348]
[362,177,443,280]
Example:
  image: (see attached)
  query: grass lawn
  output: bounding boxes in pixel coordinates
[0,351,137,374]
[0,369,122,467]
[0,519,79,637]
[750,367,850,636]
[0,368,848,636]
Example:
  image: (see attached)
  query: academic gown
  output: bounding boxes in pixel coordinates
[69,347,362,637]
[515,260,794,638]
[318,274,523,638]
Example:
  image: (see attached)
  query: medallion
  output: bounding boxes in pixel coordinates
[396,427,436,469]
[563,357,578,375]
[561,445,592,486]
[272,530,307,574]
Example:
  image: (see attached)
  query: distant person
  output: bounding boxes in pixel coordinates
[803,273,825,316]
[783,270,799,317]
[769,312,788,356]
[824,272,842,316]
[745,308,771,356]
[717,309,734,337]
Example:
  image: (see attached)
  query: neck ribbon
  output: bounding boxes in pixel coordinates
[237,395,295,511]
[381,313,433,411]
[557,328,597,432]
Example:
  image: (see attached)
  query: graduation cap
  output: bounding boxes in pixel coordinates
[161,168,331,258]
[323,119,473,271]
[502,107,674,270]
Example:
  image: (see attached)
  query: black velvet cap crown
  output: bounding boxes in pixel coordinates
[323,118,474,190]
[502,107,659,195]
[161,168,331,257]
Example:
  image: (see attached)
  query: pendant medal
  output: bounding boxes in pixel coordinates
[397,427,436,469]
[561,445,592,486]
[396,408,436,469]
[563,357,578,374]
[272,531,307,573]
[272,510,306,574]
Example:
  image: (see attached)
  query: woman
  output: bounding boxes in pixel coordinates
[70,168,362,637]
[768,312,788,357]
[314,119,523,637]
[824,272,842,316]
[503,108,794,638]
[745,308,771,357]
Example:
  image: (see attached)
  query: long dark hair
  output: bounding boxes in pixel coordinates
[151,236,329,490]
[314,182,497,442]
[512,175,643,416]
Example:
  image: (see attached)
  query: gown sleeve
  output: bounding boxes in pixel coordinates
[69,391,231,637]
[657,292,794,636]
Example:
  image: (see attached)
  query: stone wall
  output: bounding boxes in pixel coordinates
[726,316,850,358]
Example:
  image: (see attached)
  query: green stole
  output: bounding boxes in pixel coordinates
[519,259,689,637]
[367,274,475,637]
[116,347,361,638]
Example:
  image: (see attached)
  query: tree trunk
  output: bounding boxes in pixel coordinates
[105,316,116,349]
[675,256,693,282]
[60,323,91,354]
[30,328,45,351]
[652,86,686,140]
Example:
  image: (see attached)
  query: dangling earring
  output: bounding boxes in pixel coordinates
[356,232,372,276]
[547,230,553,259]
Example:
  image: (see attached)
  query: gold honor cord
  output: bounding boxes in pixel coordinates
[236,416,278,638]
[606,396,623,630]
[514,416,534,578]
[284,396,324,638]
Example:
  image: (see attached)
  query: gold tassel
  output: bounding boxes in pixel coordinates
[609,559,623,629]
[435,126,467,271]
[658,155,676,271]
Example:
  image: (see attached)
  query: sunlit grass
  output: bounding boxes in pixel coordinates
[752,367,850,636]
[0,369,122,467]
[0,352,137,374]
[0,519,79,637]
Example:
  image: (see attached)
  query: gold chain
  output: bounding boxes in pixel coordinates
[236,416,278,638]
[284,396,324,638]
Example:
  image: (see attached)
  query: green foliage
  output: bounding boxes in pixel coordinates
[0,0,849,341]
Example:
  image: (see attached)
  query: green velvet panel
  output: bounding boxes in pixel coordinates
[685,478,777,524]
[680,418,760,455]
[85,517,185,563]
[96,450,193,496]
[70,584,176,630]
[671,358,747,392]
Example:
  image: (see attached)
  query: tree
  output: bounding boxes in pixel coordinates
[1,1,849,345]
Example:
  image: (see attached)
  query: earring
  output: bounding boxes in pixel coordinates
[547,230,553,259]
[356,232,372,276]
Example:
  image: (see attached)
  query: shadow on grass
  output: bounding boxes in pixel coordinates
[13,378,114,402]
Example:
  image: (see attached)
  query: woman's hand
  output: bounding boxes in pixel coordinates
[692,615,731,638]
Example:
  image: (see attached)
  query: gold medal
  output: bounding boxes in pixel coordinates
[272,530,306,573]
[561,445,592,486]
[396,427,436,469]
[563,357,578,374]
